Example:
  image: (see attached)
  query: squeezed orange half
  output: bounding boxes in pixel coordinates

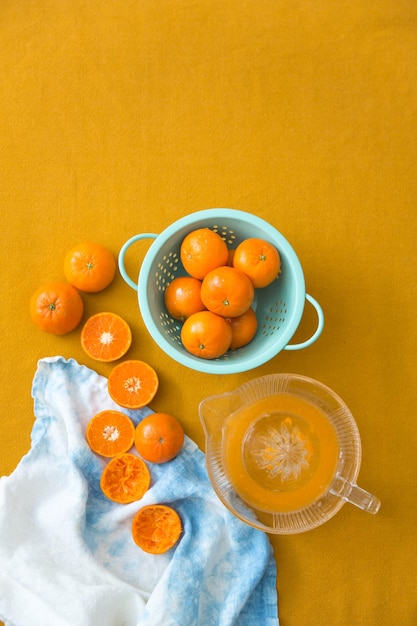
[222,393,340,513]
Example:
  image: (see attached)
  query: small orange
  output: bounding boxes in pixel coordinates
[164,276,206,321]
[64,241,117,292]
[227,248,236,266]
[227,307,258,349]
[81,312,132,362]
[180,228,229,279]
[200,265,255,318]
[100,453,150,504]
[108,360,159,409]
[30,281,84,335]
[233,237,281,288]
[135,413,184,464]
[132,504,182,554]
[180,310,232,359]
[86,410,135,457]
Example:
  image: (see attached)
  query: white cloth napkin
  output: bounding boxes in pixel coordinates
[0,357,278,626]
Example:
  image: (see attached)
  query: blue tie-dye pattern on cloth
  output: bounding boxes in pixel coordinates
[0,357,278,626]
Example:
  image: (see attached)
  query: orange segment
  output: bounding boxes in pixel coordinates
[131,504,182,554]
[100,453,150,504]
[81,312,132,362]
[108,360,159,409]
[86,410,135,457]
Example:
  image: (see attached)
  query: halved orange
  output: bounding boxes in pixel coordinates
[108,360,159,409]
[100,453,150,504]
[81,312,132,362]
[131,504,182,554]
[86,410,135,457]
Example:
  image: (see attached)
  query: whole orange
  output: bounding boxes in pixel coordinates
[200,265,255,318]
[164,276,206,321]
[180,310,232,359]
[227,307,258,349]
[135,412,184,464]
[232,237,281,288]
[30,281,84,335]
[227,249,236,266]
[64,241,116,292]
[180,228,229,279]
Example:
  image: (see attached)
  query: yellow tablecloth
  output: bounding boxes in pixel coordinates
[1,1,416,624]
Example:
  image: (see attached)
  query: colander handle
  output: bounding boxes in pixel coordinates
[284,293,324,351]
[118,233,158,291]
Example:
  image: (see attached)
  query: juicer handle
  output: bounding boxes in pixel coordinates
[118,233,158,291]
[284,293,324,351]
[330,475,381,514]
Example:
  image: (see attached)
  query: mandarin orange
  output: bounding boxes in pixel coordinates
[86,410,135,457]
[100,453,150,504]
[227,306,258,349]
[81,312,132,362]
[135,413,184,464]
[132,504,182,554]
[164,276,206,321]
[30,281,84,335]
[64,241,116,292]
[180,310,232,359]
[200,265,254,317]
[180,228,229,279]
[108,360,159,409]
[232,237,281,288]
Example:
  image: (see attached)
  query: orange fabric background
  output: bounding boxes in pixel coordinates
[1,1,416,624]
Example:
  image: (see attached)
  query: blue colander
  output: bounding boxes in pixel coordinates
[118,208,324,374]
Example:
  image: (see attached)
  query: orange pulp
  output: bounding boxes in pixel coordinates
[222,393,340,513]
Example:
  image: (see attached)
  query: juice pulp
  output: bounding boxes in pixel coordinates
[222,393,340,513]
